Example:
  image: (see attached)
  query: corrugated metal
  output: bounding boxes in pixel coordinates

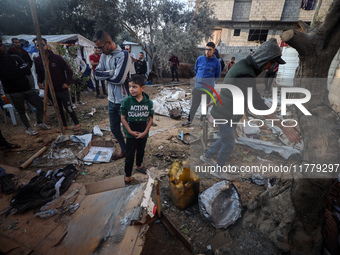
[276,47,299,87]
[276,47,340,89]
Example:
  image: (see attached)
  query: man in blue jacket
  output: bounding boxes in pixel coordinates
[182,42,221,127]
[93,30,130,160]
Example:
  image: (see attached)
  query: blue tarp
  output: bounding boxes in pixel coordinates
[23,44,38,53]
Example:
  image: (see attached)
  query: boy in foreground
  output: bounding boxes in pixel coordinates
[121,75,154,184]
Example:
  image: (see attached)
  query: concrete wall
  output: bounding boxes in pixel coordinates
[220,27,282,47]
[208,0,334,23]
[281,0,301,21]
[232,0,252,21]
[249,0,286,21]
[209,0,235,21]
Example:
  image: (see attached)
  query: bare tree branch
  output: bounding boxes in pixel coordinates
[120,21,152,58]
[280,29,315,56]
[311,0,323,27]
[298,20,311,33]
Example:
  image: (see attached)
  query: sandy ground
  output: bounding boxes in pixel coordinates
[0,78,300,254]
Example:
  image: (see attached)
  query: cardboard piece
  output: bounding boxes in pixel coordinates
[0,163,153,255]
[77,140,115,163]
[85,175,125,195]
[47,184,148,255]
[83,146,114,162]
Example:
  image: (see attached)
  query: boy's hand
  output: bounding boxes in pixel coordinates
[129,130,139,137]
[136,131,147,139]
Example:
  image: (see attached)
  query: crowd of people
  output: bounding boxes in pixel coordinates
[0,31,300,182]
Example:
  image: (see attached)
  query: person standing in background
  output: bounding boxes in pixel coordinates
[134,52,147,78]
[90,46,107,98]
[169,54,180,82]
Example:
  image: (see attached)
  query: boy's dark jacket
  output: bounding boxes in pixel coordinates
[120,92,154,138]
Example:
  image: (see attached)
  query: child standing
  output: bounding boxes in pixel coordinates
[121,74,154,184]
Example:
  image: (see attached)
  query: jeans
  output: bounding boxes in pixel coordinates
[95,79,107,96]
[7,89,44,129]
[188,88,211,122]
[55,90,79,127]
[108,101,126,153]
[205,124,235,166]
[171,66,179,81]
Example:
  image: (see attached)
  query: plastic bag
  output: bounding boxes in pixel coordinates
[93,125,103,136]
[199,181,241,228]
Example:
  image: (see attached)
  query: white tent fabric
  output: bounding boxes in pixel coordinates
[2,34,95,47]
[2,34,95,89]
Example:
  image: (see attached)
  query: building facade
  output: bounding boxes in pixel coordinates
[207,0,333,56]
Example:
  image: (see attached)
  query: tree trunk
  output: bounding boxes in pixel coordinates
[280,1,340,251]
[244,1,340,254]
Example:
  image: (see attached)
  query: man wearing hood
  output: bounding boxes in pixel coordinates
[93,30,130,161]
[200,38,301,168]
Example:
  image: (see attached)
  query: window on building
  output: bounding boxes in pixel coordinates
[234,29,241,36]
[301,0,316,10]
[248,30,268,42]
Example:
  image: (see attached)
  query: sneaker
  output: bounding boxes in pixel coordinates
[182,121,191,127]
[77,101,86,105]
[26,127,38,136]
[72,104,77,109]
[200,154,215,166]
[35,123,51,130]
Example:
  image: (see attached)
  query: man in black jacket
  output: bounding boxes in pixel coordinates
[0,40,49,135]
[135,52,147,77]
[7,38,35,89]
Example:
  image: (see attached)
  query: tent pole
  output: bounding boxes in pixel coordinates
[43,70,49,123]
[28,0,65,135]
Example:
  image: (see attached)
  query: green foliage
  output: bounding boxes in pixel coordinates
[0,0,96,38]
[1,0,216,78]
[56,44,89,96]
[83,0,217,78]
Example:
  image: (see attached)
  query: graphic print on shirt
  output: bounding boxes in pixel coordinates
[128,105,150,119]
